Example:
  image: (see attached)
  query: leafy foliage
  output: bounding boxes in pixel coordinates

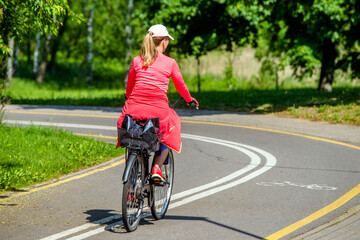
[254,0,360,89]
[56,0,126,60]
[2,0,359,91]
[0,0,83,59]
[134,0,258,57]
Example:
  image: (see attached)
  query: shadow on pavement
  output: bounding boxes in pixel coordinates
[84,209,265,238]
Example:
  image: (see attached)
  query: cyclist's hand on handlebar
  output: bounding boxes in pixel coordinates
[187,97,199,109]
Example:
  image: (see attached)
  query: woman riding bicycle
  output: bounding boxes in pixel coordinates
[117,24,199,183]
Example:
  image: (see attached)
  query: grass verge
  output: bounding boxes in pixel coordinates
[278,103,360,125]
[0,125,124,192]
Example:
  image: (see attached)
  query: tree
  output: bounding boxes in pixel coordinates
[134,0,256,92]
[86,2,95,86]
[49,7,70,70]
[5,38,14,86]
[123,0,134,88]
[0,0,80,61]
[33,33,41,78]
[0,0,82,120]
[36,33,52,83]
[254,0,360,92]
[48,0,126,86]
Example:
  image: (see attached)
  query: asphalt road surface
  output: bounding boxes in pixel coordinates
[1,105,360,240]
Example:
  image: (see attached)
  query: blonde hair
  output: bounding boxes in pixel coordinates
[141,33,167,67]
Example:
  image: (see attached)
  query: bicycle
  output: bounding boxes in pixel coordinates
[118,97,196,232]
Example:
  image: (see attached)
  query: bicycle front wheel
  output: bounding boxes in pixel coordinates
[122,153,144,232]
[150,150,174,220]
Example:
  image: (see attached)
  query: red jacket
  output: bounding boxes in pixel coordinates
[117,53,192,153]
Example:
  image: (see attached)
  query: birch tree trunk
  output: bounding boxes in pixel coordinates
[86,6,95,86]
[36,33,52,83]
[6,38,15,87]
[33,33,42,79]
[123,0,134,88]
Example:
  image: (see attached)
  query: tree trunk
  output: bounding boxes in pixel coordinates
[86,6,95,86]
[6,38,15,87]
[123,0,134,88]
[33,33,42,79]
[49,12,69,70]
[318,39,337,92]
[36,33,52,84]
[196,55,201,92]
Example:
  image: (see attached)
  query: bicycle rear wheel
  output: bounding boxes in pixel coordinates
[150,150,174,220]
[122,153,144,232]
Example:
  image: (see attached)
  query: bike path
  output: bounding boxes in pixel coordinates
[3,104,360,239]
[178,109,360,240]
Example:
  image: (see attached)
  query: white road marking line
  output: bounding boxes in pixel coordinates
[38,133,276,240]
[3,120,117,131]
[39,224,96,240]
[66,213,153,240]
[65,227,107,240]
[172,134,261,201]
[256,181,337,190]
[38,215,122,240]
[170,134,277,209]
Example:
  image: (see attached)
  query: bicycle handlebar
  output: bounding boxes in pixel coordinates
[170,97,199,110]
[169,97,184,109]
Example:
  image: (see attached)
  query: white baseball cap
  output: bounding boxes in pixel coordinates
[148,24,174,40]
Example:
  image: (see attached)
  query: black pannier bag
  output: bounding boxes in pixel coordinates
[118,114,161,152]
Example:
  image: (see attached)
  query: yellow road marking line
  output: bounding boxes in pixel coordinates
[0,157,125,202]
[264,183,360,240]
[74,133,117,139]
[181,120,360,150]
[6,110,118,119]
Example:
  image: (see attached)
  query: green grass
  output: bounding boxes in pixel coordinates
[5,78,125,106]
[0,125,124,192]
[16,58,125,89]
[285,103,360,125]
